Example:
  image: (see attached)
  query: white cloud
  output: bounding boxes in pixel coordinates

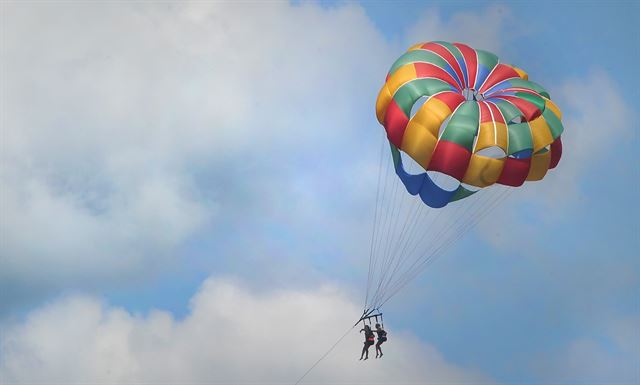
[404,4,521,54]
[532,316,640,384]
[0,277,494,384]
[0,1,390,302]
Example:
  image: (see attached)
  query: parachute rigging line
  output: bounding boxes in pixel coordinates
[292,324,355,385]
[377,186,514,308]
[364,131,386,309]
[363,42,566,312]
[364,157,515,311]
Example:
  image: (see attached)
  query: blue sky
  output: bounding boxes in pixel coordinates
[1,1,638,384]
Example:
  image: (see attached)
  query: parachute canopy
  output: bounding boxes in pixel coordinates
[375,41,564,208]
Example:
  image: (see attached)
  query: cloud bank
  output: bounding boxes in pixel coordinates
[0,1,390,307]
[1,278,493,384]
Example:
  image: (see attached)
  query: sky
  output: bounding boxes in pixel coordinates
[1,1,638,384]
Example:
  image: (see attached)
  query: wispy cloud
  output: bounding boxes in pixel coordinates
[531,316,640,384]
[404,4,522,54]
[471,67,632,253]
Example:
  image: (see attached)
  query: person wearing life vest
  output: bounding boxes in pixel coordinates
[359,324,375,360]
[374,323,387,358]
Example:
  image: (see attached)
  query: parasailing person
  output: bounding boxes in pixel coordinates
[374,323,387,358]
[358,324,375,360]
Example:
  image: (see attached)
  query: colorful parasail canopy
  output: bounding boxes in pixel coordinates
[375,41,564,208]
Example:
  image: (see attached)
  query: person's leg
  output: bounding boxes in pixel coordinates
[360,343,367,360]
[378,340,384,357]
[375,341,381,357]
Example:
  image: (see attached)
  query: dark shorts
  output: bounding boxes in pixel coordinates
[377,337,387,343]
[365,340,374,347]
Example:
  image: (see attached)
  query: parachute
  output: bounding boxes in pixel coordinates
[294,41,565,383]
[363,41,564,314]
